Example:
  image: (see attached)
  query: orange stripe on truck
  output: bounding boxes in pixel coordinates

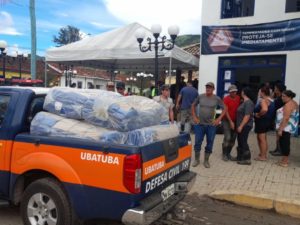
[0,140,14,172]
[10,141,130,193]
[142,145,192,180]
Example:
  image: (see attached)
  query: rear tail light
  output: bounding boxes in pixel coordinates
[123,154,142,194]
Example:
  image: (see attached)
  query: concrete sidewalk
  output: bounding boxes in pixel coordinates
[189,132,300,219]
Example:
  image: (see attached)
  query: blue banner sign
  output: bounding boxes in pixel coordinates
[201,19,300,55]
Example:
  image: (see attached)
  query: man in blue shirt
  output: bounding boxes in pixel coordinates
[176,81,198,133]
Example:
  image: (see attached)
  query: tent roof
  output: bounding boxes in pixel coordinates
[46,23,199,72]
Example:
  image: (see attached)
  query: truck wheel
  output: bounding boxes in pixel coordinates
[21,178,75,225]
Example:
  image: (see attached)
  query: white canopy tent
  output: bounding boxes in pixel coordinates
[45,23,199,73]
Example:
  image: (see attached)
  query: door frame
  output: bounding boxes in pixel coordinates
[217,55,287,97]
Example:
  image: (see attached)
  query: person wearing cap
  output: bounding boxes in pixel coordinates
[176,81,198,133]
[222,84,240,161]
[116,81,127,96]
[191,82,227,168]
[106,81,115,92]
[153,85,174,123]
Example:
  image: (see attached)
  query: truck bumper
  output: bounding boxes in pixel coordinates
[121,171,196,225]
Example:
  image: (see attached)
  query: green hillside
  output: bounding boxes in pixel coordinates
[175,35,200,47]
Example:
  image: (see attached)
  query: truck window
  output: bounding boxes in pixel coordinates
[0,95,10,125]
[26,96,45,125]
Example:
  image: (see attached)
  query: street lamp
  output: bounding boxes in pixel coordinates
[136,72,153,95]
[135,24,179,96]
[0,40,8,78]
[63,65,77,87]
[126,76,137,94]
[165,69,176,85]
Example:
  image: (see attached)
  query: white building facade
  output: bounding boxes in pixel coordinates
[200,0,300,101]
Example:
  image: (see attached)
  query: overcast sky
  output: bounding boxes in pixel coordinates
[0,0,202,55]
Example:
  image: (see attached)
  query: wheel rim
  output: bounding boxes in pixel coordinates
[27,193,58,225]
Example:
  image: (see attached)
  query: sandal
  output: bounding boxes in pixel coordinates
[277,161,288,167]
[254,156,267,161]
[254,157,267,161]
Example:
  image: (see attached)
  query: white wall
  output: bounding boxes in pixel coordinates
[202,0,300,26]
[200,0,300,102]
[285,51,300,103]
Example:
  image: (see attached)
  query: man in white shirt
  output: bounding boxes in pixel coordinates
[153,85,174,123]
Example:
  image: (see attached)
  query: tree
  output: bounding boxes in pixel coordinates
[53,25,82,47]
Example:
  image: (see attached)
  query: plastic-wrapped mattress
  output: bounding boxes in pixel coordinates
[43,87,121,120]
[126,123,180,146]
[44,87,167,131]
[30,112,127,144]
[31,112,179,146]
[103,95,167,131]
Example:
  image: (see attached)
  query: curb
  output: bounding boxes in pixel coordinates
[208,190,300,219]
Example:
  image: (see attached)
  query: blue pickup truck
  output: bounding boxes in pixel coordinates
[0,86,196,225]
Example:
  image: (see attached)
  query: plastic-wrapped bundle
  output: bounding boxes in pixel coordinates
[44,88,167,131]
[82,91,121,128]
[126,123,180,146]
[31,112,179,146]
[43,87,121,120]
[31,112,127,144]
[107,96,167,132]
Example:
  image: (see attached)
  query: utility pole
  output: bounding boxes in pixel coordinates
[30,0,36,79]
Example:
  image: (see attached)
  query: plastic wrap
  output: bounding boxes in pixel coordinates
[44,88,167,132]
[31,112,179,146]
[107,96,167,131]
[82,91,121,128]
[126,123,180,146]
[31,112,127,144]
[43,87,121,120]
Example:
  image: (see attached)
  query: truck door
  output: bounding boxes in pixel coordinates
[0,94,12,198]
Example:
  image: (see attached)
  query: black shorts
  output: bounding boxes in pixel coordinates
[254,118,271,133]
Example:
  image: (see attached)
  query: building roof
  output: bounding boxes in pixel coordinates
[182,43,200,58]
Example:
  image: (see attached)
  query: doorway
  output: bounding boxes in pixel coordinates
[217,55,286,97]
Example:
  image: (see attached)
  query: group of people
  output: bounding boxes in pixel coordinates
[106,81,127,96]
[160,80,299,168]
[106,79,299,168]
[222,82,299,168]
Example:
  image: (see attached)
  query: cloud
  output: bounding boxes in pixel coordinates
[103,0,202,34]
[37,20,62,31]
[90,21,120,29]
[0,11,22,35]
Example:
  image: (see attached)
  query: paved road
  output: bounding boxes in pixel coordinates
[2,194,300,225]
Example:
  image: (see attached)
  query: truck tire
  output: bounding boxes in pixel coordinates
[21,177,77,225]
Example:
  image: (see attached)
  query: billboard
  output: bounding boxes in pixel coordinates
[201,18,300,55]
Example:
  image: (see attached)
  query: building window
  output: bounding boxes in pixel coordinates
[77,81,82,89]
[286,0,300,12]
[221,0,255,19]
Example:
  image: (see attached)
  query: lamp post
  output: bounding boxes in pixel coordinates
[136,72,153,95]
[135,24,179,96]
[113,70,118,82]
[63,65,77,87]
[126,76,137,94]
[0,40,8,78]
[165,69,176,85]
